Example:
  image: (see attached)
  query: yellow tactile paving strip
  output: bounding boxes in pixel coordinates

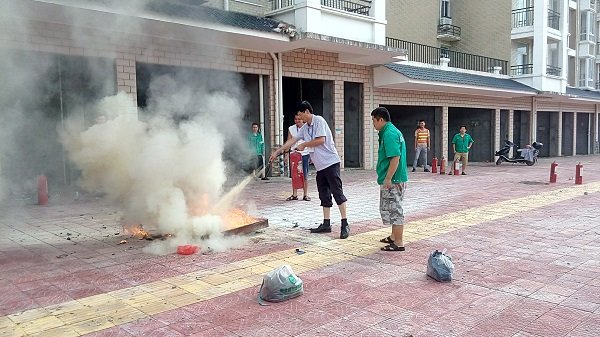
[2,182,599,337]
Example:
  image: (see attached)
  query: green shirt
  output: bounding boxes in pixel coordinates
[248,132,264,156]
[452,133,474,153]
[376,122,408,185]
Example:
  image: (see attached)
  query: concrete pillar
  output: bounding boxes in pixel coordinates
[494,108,501,161]
[595,105,600,154]
[557,111,563,156]
[530,97,537,143]
[116,56,139,118]
[442,106,449,160]
[573,112,577,156]
[508,109,514,158]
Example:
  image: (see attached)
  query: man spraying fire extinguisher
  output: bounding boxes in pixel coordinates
[286,112,311,201]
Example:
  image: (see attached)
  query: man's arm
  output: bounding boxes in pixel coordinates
[269,136,298,162]
[297,136,325,150]
[414,130,418,150]
[383,156,400,189]
[427,130,431,148]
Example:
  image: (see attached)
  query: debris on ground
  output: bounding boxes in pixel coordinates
[119,240,127,245]
[177,245,199,255]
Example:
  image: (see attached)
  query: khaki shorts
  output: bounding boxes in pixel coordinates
[379,183,406,226]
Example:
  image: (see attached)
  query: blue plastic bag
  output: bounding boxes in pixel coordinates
[427,250,454,282]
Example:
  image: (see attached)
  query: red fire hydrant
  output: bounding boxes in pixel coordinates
[431,157,438,173]
[439,156,446,175]
[575,162,583,185]
[549,161,558,183]
[37,175,48,205]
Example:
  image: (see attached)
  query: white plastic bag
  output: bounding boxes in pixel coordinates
[426,250,454,282]
[259,265,303,303]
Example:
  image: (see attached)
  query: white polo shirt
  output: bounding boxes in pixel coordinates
[288,124,310,156]
[296,115,340,171]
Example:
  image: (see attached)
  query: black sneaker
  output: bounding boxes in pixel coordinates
[261,177,269,180]
[309,224,332,233]
[412,168,416,172]
[340,224,350,239]
[461,172,467,175]
[424,168,430,172]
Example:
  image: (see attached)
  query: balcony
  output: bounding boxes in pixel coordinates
[511,64,533,76]
[547,9,560,30]
[437,24,461,42]
[267,0,385,45]
[546,65,562,76]
[386,37,508,74]
[579,78,595,88]
[512,7,533,28]
[595,81,600,89]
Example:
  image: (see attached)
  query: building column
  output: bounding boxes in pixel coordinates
[557,111,563,156]
[595,105,600,154]
[508,109,514,158]
[494,108,501,161]
[530,97,537,143]
[116,55,139,118]
[572,112,577,156]
[442,105,449,160]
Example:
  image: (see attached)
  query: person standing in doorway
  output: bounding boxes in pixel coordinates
[270,101,350,239]
[248,122,268,180]
[450,125,474,175]
[286,112,311,201]
[412,120,430,172]
[371,107,408,251]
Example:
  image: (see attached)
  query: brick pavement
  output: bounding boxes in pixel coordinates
[0,156,599,336]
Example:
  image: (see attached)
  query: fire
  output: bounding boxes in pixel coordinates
[123,224,151,239]
[223,208,257,231]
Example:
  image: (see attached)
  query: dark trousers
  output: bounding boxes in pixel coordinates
[315,162,347,208]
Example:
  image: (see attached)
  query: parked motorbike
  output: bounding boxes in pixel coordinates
[495,140,543,166]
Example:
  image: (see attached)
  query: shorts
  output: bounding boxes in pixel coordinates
[315,162,347,208]
[301,154,310,179]
[380,183,406,226]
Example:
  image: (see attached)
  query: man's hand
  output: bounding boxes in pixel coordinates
[383,178,392,190]
[296,143,306,151]
[269,151,279,163]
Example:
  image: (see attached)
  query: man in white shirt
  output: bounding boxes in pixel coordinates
[286,113,311,201]
[270,101,349,239]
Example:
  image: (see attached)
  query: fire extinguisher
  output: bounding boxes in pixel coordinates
[431,157,438,173]
[575,162,583,185]
[439,156,446,174]
[38,175,48,205]
[453,160,460,176]
[549,161,558,183]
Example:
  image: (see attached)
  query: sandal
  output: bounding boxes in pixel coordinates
[381,242,405,251]
[379,236,394,244]
[286,195,298,201]
[302,196,311,201]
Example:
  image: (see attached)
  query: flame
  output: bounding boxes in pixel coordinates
[223,208,257,231]
[123,224,151,239]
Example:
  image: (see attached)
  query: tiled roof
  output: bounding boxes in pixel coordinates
[80,0,284,33]
[565,87,600,100]
[385,64,539,93]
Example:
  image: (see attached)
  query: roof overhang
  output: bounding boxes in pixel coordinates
[373,66,537,98]
[9,0,405,66]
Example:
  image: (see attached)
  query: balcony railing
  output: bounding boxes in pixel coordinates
[546,65,562,76]
[548,9,560,30]
[385,37,508,74]
[512,7,533,28]
[595,81,600,89]
[437,24,461,39]
[271,0,295,10]
[321,0,372,16]
[510,64,533,76]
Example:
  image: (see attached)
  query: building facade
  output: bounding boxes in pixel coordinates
[0,0,599,190]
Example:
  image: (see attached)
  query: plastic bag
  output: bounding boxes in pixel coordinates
[177,245,199,255]
[259,265,303,303]
[426,250,454,282]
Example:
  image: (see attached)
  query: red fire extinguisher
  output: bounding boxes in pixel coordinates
[38,175,48,205]
[439,156,446,174]
[453,160,460,176]
[549,161,558,183]
[290,152,304,189]
[575,162,583,185]
[431,157,438,173]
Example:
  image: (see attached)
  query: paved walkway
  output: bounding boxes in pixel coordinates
[1,156,599,337]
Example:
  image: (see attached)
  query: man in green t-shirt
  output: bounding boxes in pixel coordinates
[248,122,268,180]
[371,107,408,252]
[450,125,474,175]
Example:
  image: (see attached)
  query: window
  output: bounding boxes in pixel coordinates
[581,11,596,41]
[440,0,450,18]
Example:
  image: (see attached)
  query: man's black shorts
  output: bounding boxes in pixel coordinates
[315,162,347,208]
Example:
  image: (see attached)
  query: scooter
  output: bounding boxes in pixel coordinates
[495,140,543,166]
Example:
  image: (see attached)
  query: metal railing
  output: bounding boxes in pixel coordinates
[321,0,372,16]
[512,7,533,28]
[271,0,295,10]
[510,64,533,76]
[546,65,562,76]
[385,37,508,74]
[437,24,461,38]
[595,81,600,89]
[548,9,560,30]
